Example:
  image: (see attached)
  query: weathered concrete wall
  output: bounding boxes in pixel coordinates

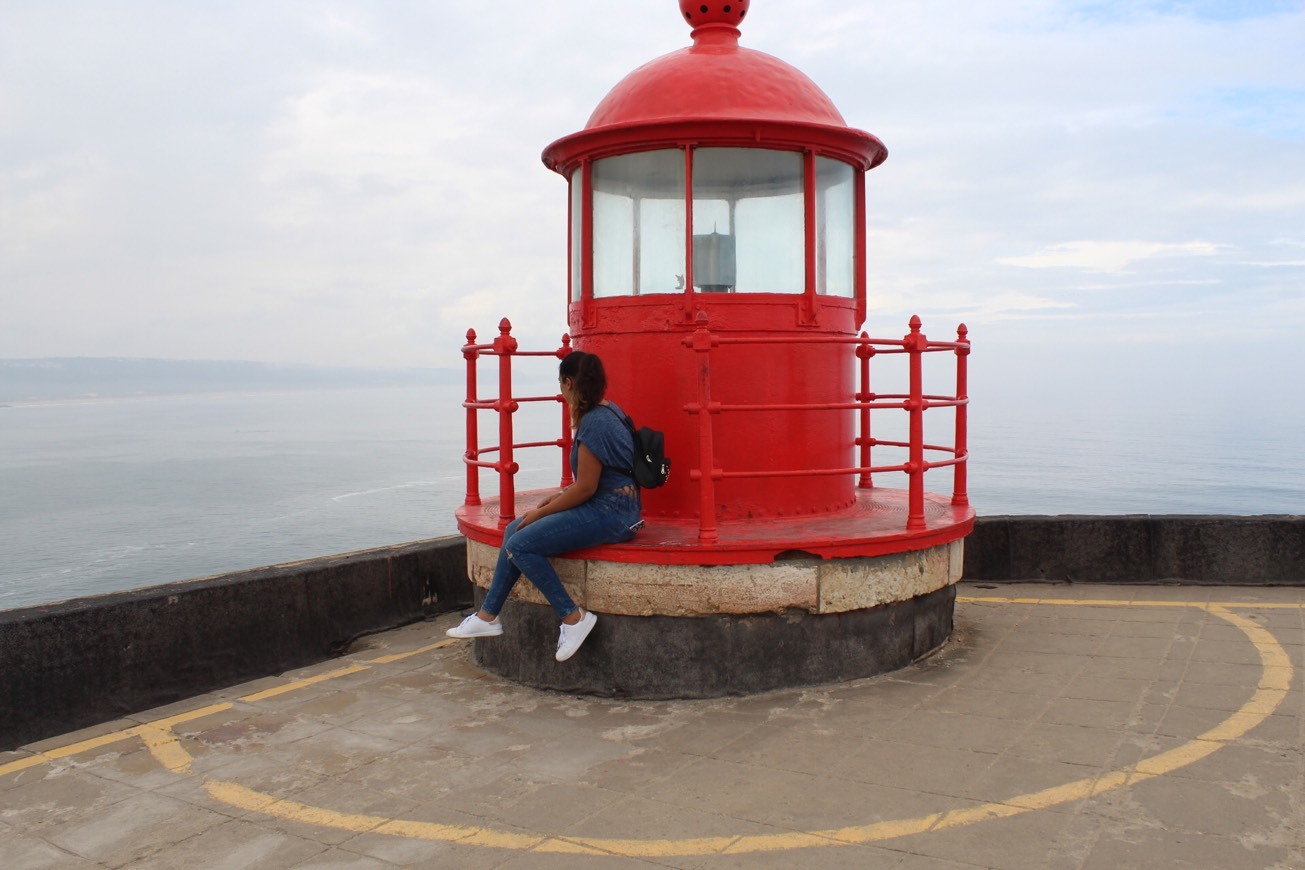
[0,536,470,750]
[964,515,1305,584]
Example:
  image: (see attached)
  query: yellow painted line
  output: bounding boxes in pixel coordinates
[7,597,1295,857]
[364,638,457,665]
[139,725,195,775]
[0,702,232,779]
[961,595,1305,610]
[150,702,237,729]
[961,595,1144,606]
[31,727,154,759]
[177,597,1295,856]
[0,754,50,778]
[237,664,371,703]
[204,779,552,849]
[960,596,1204,608]
[0,639,453,779]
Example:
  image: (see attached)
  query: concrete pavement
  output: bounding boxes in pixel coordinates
[2,581,1302,868]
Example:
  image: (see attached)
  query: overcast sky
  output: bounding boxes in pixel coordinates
[2,0,1302,406]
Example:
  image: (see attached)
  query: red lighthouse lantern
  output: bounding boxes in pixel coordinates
[544,0,884,529]
[457,1,973,696]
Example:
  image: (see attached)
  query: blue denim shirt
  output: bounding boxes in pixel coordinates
[570,402,638,496]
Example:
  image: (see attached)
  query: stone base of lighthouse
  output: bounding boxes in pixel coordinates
[468,575,957,699]
[458,489,970,698]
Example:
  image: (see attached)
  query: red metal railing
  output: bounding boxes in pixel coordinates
[462,314,969,537]
[461,319,573,525]
[683,312,969,541]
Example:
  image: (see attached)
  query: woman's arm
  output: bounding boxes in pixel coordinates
[517,443,602,528]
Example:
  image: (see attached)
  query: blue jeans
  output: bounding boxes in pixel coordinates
[481,491,641,619]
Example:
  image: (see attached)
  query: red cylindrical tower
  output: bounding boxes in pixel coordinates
[542,1,885,523]
[456,2,973,697]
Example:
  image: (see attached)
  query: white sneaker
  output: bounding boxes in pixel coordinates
[555,611,597,662]
[446,613,503,638]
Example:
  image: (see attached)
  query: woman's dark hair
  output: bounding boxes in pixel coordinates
[559,351,606,426]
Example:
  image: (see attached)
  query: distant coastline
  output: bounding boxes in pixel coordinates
[0,357,462,405]
[0,388,442,410]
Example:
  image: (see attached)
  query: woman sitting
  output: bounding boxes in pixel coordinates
[447,350,643,661]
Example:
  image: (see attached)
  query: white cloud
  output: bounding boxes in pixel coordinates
[261,70,481,192]
[0,153,109,258]
[972,291,1079,318]
[997,241,1224,272]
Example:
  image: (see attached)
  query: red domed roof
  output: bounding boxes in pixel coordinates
[586,27,847,129]
[542,3,886,174]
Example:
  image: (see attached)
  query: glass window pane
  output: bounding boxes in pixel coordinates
[592,188,633,297]
[591,150,685,298]
[570,173,582,301]
[816,157,855,297]
[692,148,804,294]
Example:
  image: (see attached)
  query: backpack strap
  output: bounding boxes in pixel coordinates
[596,404,640,485]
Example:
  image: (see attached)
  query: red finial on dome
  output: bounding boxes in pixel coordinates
[679,0,750,35]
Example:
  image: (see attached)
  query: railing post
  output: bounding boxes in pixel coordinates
[952,323,970,507]
[462,328,480,507]
[494,318,519,526]
[557,334,574,489]
[905,315,927,530]
[855,331,874,489]
[686,311,719,543]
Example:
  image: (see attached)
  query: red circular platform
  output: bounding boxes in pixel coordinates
[457,487,973,566]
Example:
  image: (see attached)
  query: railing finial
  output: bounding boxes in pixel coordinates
[856,330,874,360]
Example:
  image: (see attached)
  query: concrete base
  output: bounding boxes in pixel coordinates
[473,583,955,698]
[461,504,967,697]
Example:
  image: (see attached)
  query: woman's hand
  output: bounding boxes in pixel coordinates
[521,490,564,528]
[517,507,545,529]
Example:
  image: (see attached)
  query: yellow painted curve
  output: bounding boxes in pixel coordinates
[2,601,1292,858]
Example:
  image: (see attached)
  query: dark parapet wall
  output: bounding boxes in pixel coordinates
[0,536,471,750]
[4,516,1304,750]
[965,515,1305,585]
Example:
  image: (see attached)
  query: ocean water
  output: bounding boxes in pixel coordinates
[1,382,1301,611]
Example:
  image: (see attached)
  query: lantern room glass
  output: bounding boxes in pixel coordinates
[692,148,804,293]
[589,149,686,298]
[570,172,583,301]
[815,156,855,297]
[581,147,858,301]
